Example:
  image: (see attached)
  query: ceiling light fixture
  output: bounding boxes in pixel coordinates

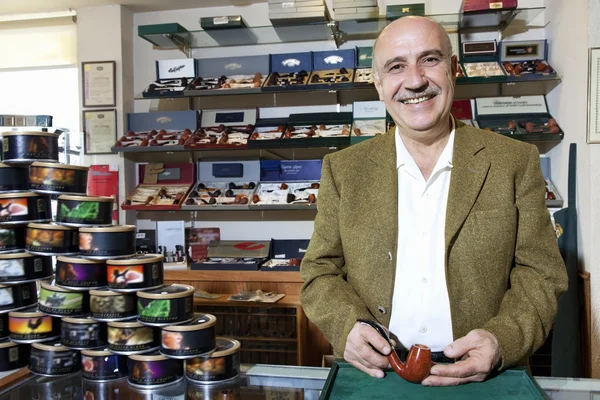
[0,9,77,23]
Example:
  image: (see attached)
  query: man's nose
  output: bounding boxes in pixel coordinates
[402,63,428,90]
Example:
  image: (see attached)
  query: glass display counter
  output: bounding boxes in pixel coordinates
[0,364,598,399]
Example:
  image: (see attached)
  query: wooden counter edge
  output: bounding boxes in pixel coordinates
[165,270,304,283]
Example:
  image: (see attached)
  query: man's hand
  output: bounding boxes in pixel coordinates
[344,321,393,379]
[422,329,502,386]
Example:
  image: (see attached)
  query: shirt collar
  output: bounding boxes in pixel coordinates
[395,115,456,170]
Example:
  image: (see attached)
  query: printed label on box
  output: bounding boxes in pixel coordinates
[213,16,229,24]
[157,59,195,79]
[353,101,386,119]
[476,96,548,116]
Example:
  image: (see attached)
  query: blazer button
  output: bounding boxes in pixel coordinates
[378,306,387,314]
[388,251,393,261]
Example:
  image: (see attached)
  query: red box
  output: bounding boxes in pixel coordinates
[121,163,195,211]
[462,0,517,12]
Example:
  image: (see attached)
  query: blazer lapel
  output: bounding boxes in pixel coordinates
[445,124,490,249]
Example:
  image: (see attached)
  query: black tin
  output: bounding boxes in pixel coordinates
[2,131,60,164]
[61,317,107,349]
[0,281,38,313]
[0,251,53,284]
[127,353,184,388]
[0,192,51,226]
[29,162,89,195]
[79,225,136,260]
[38,281,90,317]
[89,289,137,322]
[0,225,26,254]
[81,348,129,381]
[0,163,29,192]
[137,284,195,327]
[56,256,107,291]
[0,312,7,339]
[185,337,241,384]
[0,339,30,372]
[160,313,217,359]
[56,195,114,227]
[107,321,159,355]
[9,308,60,343]
[107,254,164,293]
[29,341,81,377]
[25,223,79,256]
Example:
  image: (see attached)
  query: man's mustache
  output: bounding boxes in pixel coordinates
[393,87,441,102]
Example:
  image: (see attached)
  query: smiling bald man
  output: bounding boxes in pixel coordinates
[300,16,567,386]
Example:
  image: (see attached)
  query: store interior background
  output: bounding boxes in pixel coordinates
[1,0,599,377]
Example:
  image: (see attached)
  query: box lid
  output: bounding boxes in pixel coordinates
[260,159,322,182]
[207,240,270,258]
[138,163,196,185]
[451,100,473,120]
[462,40,498,59]
[128,110,199,132]
[288,112,353,125]
[156,58,196,80]
[200,15,245,30]
[198,160,260,182]
[270,52,313,73]
[499,40,548,62]
[353,101,386,119]
[196,55,270,77]
[475,96,549,117]
[269,239,311,259]
[312,49,356,71]
[254,117,289,128]
[200,108,258,128]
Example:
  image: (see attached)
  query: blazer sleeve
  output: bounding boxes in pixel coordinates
[300,154,374,357]
[482,144,568,369]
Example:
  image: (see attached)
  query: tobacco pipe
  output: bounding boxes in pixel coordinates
[484,120,516,133]
[525,119,560,133]
[358,319,432,383]
[229,182,256,190]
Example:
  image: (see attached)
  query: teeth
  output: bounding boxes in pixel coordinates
[402,95,432,104]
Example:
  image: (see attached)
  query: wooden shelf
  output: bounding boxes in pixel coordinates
[193,293,301,307]
[166,270,303,284]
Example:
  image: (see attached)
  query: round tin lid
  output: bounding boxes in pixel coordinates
[107,321,146,329]
[0,163,26,169]
[9,308,46,318]
[210,337,241,358]
[81,348,112,357]
[0,251,37,260]
[30,162,89,171]
[0,339,20,349]
[0,192,47,199]
[89,289,133,297]
[162,313,216,332]
[2,131,59,137]
[57,256,105,264]
[62,316,99,324]
[31,341,73,352]
[79,225,136,233]
[129,352,169,362]
[107,254,164,265]
[40,281,80,293]
[137,284,194,300]
[27,222,75,231]
[58,195,115,203]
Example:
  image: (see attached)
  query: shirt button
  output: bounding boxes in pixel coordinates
[421,327,427,333]
[421,277,428,283]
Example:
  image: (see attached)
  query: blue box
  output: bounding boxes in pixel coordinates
[263,52,313,92]
[34,115,53,127]
[312,49,356,71]
[261,239,311,271]
[260,159,322,182]
[128,110,199,132]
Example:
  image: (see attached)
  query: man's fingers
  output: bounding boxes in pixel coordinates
[359,325,391,355]
[422,373,486,387]
[430,359,479,379]
[349,339,390,369]
[444,333,476,359]
[344,349,386,378]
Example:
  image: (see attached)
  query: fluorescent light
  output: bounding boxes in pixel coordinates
[0,10,77,23]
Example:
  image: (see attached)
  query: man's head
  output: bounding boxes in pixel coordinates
[372,17,457,136]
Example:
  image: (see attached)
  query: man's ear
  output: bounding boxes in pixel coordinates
[373,70,385,102]
[450,54,458,84]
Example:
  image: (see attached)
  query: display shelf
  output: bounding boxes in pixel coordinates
[137,7,545,53]
[167,270,303,283]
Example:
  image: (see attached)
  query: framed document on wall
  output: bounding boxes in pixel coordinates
[82,61,116,107]
[587,48,600,144]
[83,109,117,155]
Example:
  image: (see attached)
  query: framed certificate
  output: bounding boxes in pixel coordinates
[587,48,600,144]
[83,109,117,155]
[82,61,116,107]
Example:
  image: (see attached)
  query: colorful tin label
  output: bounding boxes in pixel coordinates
[38,283,89,317]
[107,255,164,292]
[29,163,88,195]
[0,281,37,312]
[137,285,194,326]
[29,342,80,376]
[107,323,158,354]
[81,350,128,381]
[0,225,26,253]
[185,338,240,383]
[79,230,136,259]
[55,257,107,290]
[0,193,51,226]
[160,314,217,359]
[9,312,59,343]
[128,355,183,387]
[61,319,107,349]
[0,253,53,283]
[56,196,114,227]
[2,133,59,163]
[90,291,137,321]
[26,224,78,255]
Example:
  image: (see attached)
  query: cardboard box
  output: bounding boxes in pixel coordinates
[182,160,260,210]
[474,95,563,137]
[309,49,356,90]
[142,58,195,98]
[499,40,557,82]
[191,240,270,271]
[282,112,352,148]
[351,101,387,144]
[121,163,195,211]
[248,117,288,149]
[186,227,220,263]
[115,110,199,152]
[261,239,311,271]
[200,15,246,30]
[264,52,313,92]
[461,0,517,13]
[186,108,257,149]
[188,55,269,96]
[386,3,425,20]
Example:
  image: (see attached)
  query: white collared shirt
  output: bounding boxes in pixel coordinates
[388,120,455,352]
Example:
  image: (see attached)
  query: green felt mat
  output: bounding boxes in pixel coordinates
[320,361,548,400]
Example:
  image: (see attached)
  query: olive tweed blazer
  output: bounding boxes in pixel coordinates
[300,121,567,369]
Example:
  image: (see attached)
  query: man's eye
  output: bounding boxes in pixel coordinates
[388,64,403,72]
[423,57,441,65]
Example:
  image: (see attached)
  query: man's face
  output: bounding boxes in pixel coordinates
[373,21,457,133]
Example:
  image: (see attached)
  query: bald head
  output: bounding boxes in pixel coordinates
[372,16,453,76]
